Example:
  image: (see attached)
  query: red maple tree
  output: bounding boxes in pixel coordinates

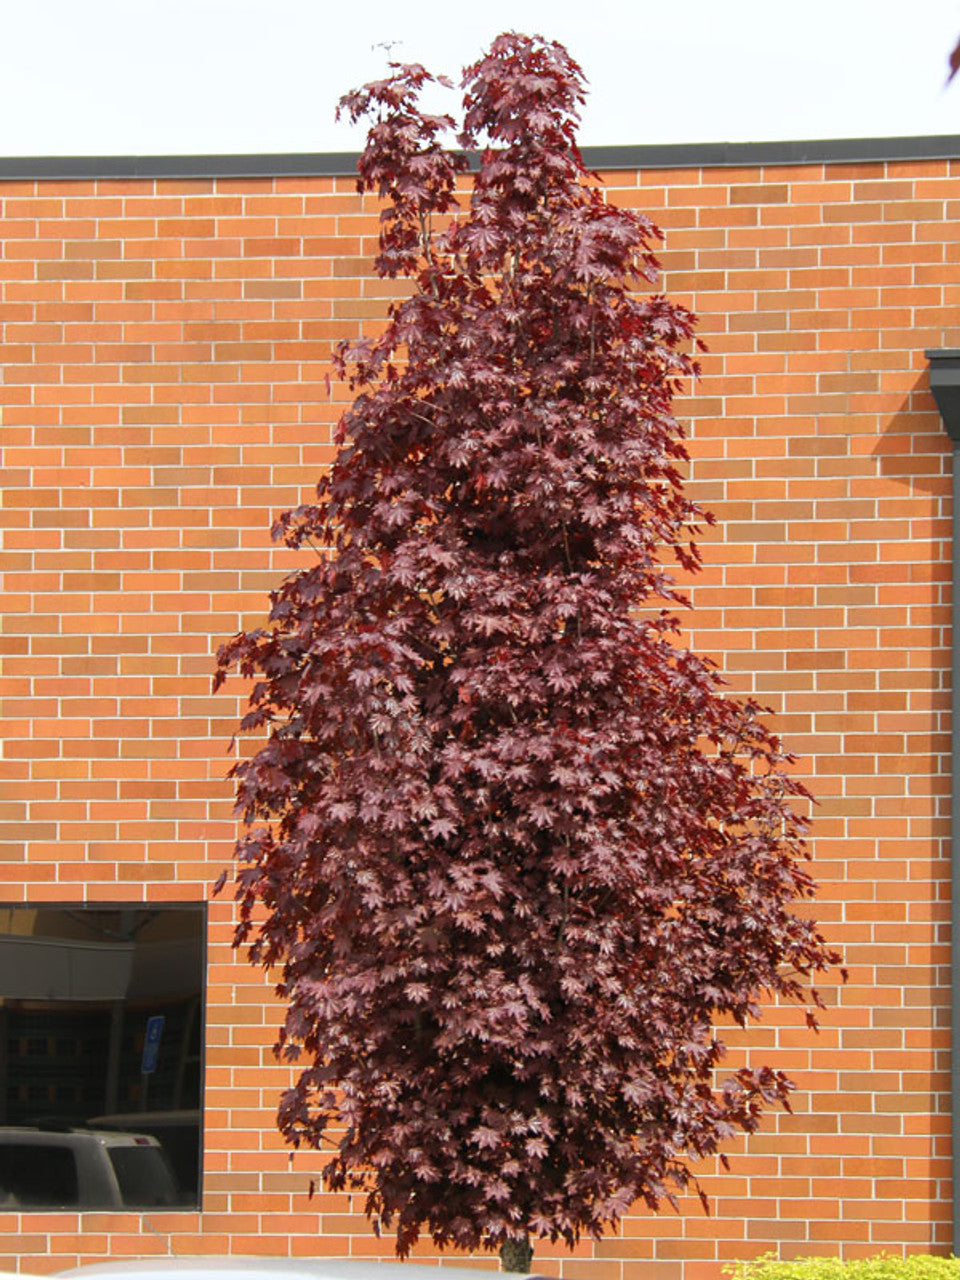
[215,32,842,1269]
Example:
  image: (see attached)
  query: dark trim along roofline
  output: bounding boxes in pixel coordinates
[0,134,959,180]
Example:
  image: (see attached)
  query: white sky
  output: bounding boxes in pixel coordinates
[3,0,960,156]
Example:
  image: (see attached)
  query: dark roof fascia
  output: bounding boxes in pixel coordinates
[0,153,356,180]
[0,134,958,182]
[585,134,960,169]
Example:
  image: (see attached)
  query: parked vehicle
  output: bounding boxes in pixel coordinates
[0,1126,181,1211]
[54,1262,522,1280]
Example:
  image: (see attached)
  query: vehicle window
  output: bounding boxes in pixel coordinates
[108,1144,181,1208]
[92,1117,200,1201]
[0,1143,78,1208]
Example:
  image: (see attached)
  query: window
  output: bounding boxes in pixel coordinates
[0,905,204,1210]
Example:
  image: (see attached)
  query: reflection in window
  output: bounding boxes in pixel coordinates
[0,905,204,1210]
[0,1142,78,1207]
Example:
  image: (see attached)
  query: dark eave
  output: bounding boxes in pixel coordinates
[0,134,958,181]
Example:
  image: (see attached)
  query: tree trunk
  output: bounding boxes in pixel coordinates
[500,1236,533,1273]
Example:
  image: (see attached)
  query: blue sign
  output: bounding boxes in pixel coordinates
[140,1014,165,1075]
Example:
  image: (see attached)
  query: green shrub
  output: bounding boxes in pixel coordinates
[726,1256,960,1280]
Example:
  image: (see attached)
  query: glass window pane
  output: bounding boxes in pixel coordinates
[0,905,204,1211]
[0,1143,79,1208]
[108,1143,181,1208]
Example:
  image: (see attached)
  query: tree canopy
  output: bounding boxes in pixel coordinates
[215,31,842,1264]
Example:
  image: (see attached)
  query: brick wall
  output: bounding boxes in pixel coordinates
[0,153,956,1276]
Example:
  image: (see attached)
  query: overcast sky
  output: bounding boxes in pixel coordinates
[4,0,960,156]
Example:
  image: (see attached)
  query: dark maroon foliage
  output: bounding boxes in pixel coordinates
[215,32,842,1262]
